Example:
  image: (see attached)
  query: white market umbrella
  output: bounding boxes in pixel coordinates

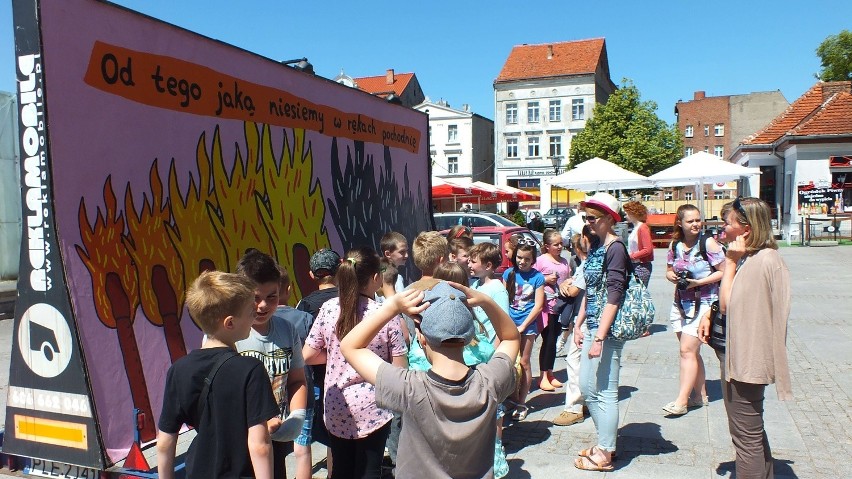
[649,151,761,214]
[546,157,654,191]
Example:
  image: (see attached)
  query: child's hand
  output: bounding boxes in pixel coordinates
[392,288,428,316]
[446,281,488,307]
[267,417,283,436]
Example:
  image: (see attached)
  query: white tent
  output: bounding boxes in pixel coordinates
[649,151,761,214]
[546,157,654,191]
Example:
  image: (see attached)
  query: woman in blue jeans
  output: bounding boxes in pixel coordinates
[571,192,630,472]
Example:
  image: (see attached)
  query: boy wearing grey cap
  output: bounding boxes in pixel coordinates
[340,280,520,478]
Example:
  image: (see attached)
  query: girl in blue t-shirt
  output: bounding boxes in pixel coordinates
[502,239,544,421]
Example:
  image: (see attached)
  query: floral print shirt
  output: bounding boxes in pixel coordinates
[305,297,406,439]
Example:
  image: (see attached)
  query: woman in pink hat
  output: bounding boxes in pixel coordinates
[572,193,629,472]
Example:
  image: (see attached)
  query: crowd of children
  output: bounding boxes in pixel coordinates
[157,225,596,479]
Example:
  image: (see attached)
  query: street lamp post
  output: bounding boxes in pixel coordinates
[550,156,562,208]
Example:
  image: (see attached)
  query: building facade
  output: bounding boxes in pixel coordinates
[493,39,616,211]
[732,81,852,240]
[414,99,495,185]
[334,68,426,108]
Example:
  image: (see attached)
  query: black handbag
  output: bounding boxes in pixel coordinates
[708,301,726,353]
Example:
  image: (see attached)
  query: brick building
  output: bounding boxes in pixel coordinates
[334,68,426,108]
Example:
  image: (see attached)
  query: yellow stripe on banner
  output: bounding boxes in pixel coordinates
[14,415,88,450]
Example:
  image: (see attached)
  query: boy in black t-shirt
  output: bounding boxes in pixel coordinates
[157,271,281,479]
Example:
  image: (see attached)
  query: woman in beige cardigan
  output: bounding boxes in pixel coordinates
[699,197,791,479]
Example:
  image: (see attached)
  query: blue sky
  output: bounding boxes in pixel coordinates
[2,1,851,124]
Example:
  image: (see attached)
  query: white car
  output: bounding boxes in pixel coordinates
[433,212,517,230]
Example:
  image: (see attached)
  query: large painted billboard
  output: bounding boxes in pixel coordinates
[7,0,431,468]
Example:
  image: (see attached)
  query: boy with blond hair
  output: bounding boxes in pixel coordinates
[412,231,447,277]
[157,271,280,479]
[340,282,520,477]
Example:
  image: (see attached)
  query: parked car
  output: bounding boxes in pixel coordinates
[433,212,517,230]
[438,225,541,274]
[542,207,574,229]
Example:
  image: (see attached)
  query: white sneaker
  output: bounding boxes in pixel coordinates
[555,338,566,354]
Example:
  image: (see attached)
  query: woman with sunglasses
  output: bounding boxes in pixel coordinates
[699,197,791,478]
[571,193,628,472]
[662,204,725,417]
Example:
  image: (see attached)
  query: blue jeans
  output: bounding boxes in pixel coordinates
[579,328,624,452]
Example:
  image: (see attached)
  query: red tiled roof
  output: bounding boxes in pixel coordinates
[742,81,852,144]
[496,38,606,82]
[354,72,415,97]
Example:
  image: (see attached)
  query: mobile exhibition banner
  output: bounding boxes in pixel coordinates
[8,0,431,468]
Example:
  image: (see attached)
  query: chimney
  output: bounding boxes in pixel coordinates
[547,45,553,60]
[462,104,469,112]
[822,81,852,101]
[694,91,705,100]
[386,68,395,85]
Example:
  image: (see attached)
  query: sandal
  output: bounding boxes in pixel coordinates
[574,456,614,472]
[578,445,617,460]
[662,401,688,415]
[511,405,529,421]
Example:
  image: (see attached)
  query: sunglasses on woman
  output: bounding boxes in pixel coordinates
[584,214,600,223]
[514,237,537,247]
[732,197,749,224]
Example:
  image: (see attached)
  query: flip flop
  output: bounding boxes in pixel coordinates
[574,456,614,472]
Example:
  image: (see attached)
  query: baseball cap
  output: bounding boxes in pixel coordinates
[580,192,622,222]
[417,281,475,346]
[309,248,341,277]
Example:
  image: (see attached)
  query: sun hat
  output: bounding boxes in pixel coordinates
[416,280,475,346]
[309,248,341,277]
[580,192,622,222]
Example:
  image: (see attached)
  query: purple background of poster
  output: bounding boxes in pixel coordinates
[38,0,428,462]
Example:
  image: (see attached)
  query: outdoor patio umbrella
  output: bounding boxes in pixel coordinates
[471,181,540,203]
[649,151,761,214]
[432,178,490,210]
[546,157,654,191]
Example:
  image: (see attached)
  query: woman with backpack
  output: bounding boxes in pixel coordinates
[662,204,726,416]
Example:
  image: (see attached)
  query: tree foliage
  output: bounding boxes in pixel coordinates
[569,79,682,176]
[816,30,852,81]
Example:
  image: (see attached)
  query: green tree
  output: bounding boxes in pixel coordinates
[569,79,682,176]
[816,30,852,81]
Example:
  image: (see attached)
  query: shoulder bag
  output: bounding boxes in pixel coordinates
[597,240,656,341]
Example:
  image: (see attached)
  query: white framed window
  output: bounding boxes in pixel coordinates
[685,125,694,137]
[714,145,724,157]
[506,103,518,124]
[664,192,673,200]
[447,125,458,142]
[572,99,585,120]
[527,101,540,123]
[703,191,708,200]
[549,100,561,121]
[528,137,540,157]
[715,124,724,136]
[714,191,725,200]
[447,156,458,174]
[704,146,710,153]
[685,146,694,156]
[506,138,518,158]
[643,194,653,201]
[549,136,562,157]
[704,125,710,136]
[685,192,694,201]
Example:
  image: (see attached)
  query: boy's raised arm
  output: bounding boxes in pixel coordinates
[448,282,520,360]
[341,288,426,384]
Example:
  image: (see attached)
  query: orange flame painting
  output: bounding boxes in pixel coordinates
[74,177,156,442]
[122,160,187,364]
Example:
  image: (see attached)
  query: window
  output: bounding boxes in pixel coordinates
[704,125,710,136]
[549,100,561,121]
[685,192,694,201]
[447,156,458,174]
[549,136,562,157]
[703,191,708,200]
[447,125,458,142]
[715,124,724,136]
[528,137,540,157]
[572,99,585,120]
[506,138,518,158]
[714,145,724,157]
[664,192,673,200]
[714,191,725,200]
[685,125,694,137]
[685,146,694,156]
[505,103,518,124]
[643,194,654,201]
[527,101,540,123]
[704,146,710,153]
